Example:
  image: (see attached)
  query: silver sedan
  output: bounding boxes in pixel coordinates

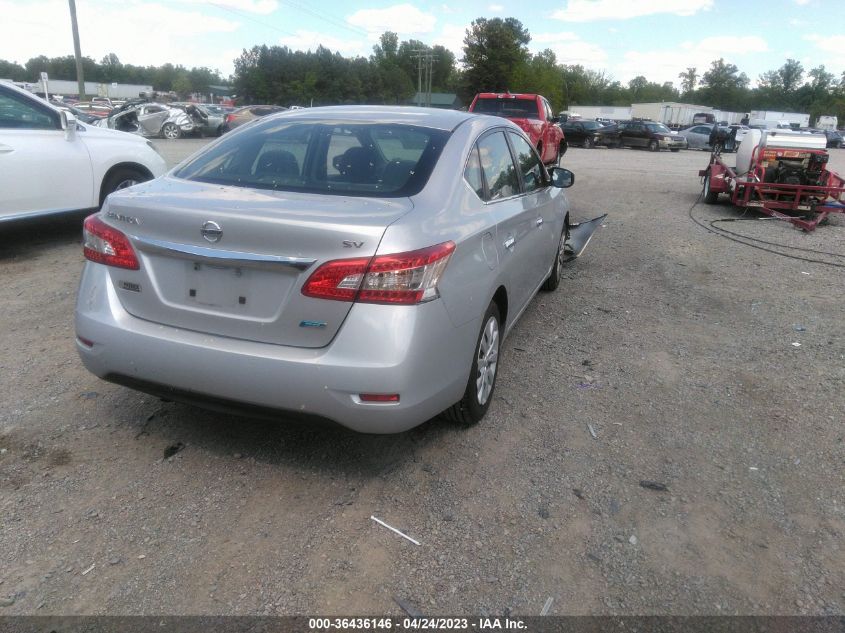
[75,107,603,433]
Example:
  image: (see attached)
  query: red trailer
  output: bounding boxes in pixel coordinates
[699,128,845,231]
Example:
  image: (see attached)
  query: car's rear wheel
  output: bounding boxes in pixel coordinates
[670,148,680,152]
[541,228,567,292]
[161,122,181,139]
[100,168,148,205]
[648,139,659,152]
[445,302,501,426]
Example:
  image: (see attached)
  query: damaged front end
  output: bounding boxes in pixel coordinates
[565,213,607,259]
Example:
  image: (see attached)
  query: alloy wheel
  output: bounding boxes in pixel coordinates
[475,316,499,406]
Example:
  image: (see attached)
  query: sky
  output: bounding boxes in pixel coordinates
[1,0,843,89]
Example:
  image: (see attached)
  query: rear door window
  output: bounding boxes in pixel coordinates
[507,131,545,194]
[476,131,519,201]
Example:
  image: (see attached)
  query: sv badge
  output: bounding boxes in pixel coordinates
[342,240,364,248]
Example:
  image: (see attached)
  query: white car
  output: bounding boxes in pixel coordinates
[0,82,167,223]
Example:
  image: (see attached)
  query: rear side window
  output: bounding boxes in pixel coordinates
[175,120,449,197]
[476,131,519,201]
[472,98,539,120]
[463,145,484,198]
[0,89,59,130]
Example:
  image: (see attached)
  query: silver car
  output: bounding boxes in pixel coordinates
[100,103,194,139]
[75,107,602,433]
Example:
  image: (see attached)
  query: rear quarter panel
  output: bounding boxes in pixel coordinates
[377,117,507,332]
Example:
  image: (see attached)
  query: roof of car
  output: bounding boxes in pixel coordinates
[265,105,477,132]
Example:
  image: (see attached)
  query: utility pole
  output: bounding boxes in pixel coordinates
[68,0,85,99]
[411,49,437,108]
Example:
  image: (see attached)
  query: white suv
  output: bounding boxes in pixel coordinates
[0,82,167,223]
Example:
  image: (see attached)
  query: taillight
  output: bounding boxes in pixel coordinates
[302,241,455,305]
[226,113,236,123]
[82,214,139,270]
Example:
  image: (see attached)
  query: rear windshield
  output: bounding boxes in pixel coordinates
[472,98,539,120]
[174,119,449,197]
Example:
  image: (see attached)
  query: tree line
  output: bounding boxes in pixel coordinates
[0,53,224,97]
[3,17,844,123]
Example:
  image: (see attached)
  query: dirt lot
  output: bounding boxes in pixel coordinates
[1,141,843,616]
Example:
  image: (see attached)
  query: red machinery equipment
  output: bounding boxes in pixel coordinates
[699,128,845,231]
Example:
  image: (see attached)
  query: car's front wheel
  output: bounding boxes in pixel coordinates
[445,301,501,426]
[583,136,594,149]
[541,228,567,292]
[99,167,148,205]
[648,139,659,152]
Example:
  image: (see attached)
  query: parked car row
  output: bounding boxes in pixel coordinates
[560,118,688,152]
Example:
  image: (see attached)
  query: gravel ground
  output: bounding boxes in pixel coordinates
[0,140,843,616]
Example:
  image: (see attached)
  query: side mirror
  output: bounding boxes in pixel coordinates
[551,115,560,123]
[550,167,575,188]
[61,110,77,140]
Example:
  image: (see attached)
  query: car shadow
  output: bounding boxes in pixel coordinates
[0,211,89,261]
[127,394,460,479]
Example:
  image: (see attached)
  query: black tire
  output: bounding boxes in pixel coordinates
[648,139,659,152]
[99,168,148,205]
[216,125,224,137]
[670,148,680,152]
[703,171,719,204]
[541,229,567,292]
[444,302,501,426]
[583,136,594,149]
[161,122,181,140]
[559,140,568,157]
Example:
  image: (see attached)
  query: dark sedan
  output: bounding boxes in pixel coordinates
[560,119,620,148]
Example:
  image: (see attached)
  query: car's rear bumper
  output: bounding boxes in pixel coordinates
[75,263,475,433]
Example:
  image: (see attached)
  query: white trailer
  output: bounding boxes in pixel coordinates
[815,115,838,131]
[750,110,810,128]
[25,79,153,99]
[631,102,716,127]
[562,105,632,121]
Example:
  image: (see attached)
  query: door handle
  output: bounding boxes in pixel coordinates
[503,236,515,250]
[535,217,544,227]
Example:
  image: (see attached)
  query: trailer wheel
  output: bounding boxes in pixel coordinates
[703,171,719,204]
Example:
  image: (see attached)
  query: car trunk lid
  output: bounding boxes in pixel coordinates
[105,177,412,348]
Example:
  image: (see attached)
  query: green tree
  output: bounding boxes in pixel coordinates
[461,17,531,96]
[678,67,697,94]
[172,73,193,99]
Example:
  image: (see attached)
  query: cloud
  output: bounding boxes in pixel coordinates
[0,0,241,75]
[531,32,608,65]
[804,34,845,68]
[488,3,504,11]
[552,0,713,22]
[433,23,469,58]
[613,36,768,86]
[347,4,437,35]
[793,0,811,4]
[279,31,369,57]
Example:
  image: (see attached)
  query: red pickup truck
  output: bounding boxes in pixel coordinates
[468,92,566,165]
